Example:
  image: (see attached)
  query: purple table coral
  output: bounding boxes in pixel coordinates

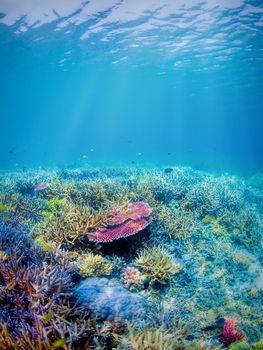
[89,202,153,243]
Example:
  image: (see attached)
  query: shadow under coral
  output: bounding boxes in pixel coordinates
[99,227,152,258]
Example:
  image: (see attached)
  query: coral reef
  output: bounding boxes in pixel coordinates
[0,217,92,349]
[116,323,222,350]
[0,166,262,349]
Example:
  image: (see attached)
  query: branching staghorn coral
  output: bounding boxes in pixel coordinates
[157,203,202,239]
[182,174,246,216]
[135,246,181,283]
[115,321,221,350]
[35,197,109,246]
[0,166,262,347]
[118,326,179,350]
[0,217,98,349]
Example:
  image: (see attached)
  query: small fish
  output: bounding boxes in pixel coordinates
[34,182,48,192]
[51,338,67,349]
[94,243,102,250]
[201,318,225,332]
[8,149,14,154]
[82,154,89,160]
[164,168,173,174]
[167,152,171,156]
[131,161,136,164]
[143,279,150,289]
[44,310,55,323]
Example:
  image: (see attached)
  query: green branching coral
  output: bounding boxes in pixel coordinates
[45,196,67,212]
[0,203,7,212]
[228,340,263,350]
[228,341,251,350]
[135,246,181,283]
[77,252,113,277]
[253,341,263,350]
[34,235,57,252]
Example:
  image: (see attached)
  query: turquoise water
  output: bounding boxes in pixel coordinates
[0,1,262,171]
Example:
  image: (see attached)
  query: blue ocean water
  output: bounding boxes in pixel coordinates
[0,0,262,174]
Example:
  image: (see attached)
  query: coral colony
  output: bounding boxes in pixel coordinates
[220,317,246,346]
[0,166,262,349]
[89,202,153,243]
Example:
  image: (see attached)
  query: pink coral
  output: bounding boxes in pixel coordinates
[89,202,153,243]
[220,317,246,346]
[122,266,143,288]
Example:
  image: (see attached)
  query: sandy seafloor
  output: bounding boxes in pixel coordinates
[0,166,262,350]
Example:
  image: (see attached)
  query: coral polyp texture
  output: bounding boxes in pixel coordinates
[122,266,144,288]
[88,201,153,243]
[0,166,262,349]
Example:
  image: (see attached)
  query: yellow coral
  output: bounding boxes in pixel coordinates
[135,246,181,283]
[118,322,204,350]
[203,215,227,235]
[232,251,251,266]
[78,253,113,277]
[247,288,259,298]
[124,327,176,350]
[0,250,8,261]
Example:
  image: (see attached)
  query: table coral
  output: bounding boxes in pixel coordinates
[89,202,153,243]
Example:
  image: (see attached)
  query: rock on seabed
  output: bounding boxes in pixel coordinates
[75,277,149,322]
